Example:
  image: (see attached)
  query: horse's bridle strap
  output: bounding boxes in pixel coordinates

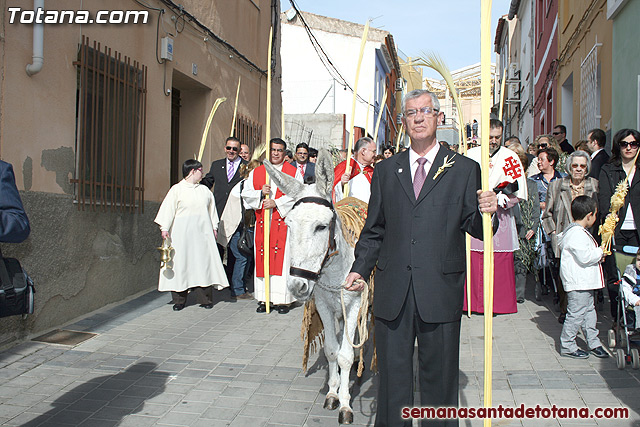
[289,196,338,281]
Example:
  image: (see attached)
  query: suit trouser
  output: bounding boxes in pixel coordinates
[375,281,460,427]
[171,286,213,305]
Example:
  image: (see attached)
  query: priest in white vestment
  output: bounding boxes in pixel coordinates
[242,139,302,314]
[155,159,229,311]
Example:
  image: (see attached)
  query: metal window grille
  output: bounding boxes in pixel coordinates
[234,115,262,154]
[580,43,598,139]
[73,36,147,213]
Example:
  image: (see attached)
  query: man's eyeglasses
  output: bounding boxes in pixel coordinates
[489,135,502,141]
[296,151,308,156]
[620,141,640,148]
[552,131,563,135]
[404,107,439,118]
[226,146,239,152]
[271,148,284,153]
[570,164,587,169]
[538,143,548,148]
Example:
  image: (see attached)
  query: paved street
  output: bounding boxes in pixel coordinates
[0,277,639,427]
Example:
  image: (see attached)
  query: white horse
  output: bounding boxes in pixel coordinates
[264,150,364,425]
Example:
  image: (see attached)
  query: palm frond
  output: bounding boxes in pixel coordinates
[411,53,466,151]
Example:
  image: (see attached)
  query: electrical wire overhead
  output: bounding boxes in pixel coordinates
[288,0,374,109]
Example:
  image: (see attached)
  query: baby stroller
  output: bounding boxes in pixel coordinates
[607,245,640,370]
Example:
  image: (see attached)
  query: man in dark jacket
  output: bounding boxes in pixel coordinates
[0,160,30,243]
[344,89,497,426]
[587,128,609,179]
[553,125,575,154]
[201,137,248,284]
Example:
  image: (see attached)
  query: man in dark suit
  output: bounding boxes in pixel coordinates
[201,137,248,286]
[291,142,315,183]
[345,89,497,426]
[587,128,609,179]
[201,137,247,215]
[553,124,575,154]
[0,160,30,243]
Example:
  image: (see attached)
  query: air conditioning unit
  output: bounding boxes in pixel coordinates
[507,82,520,101]
[508,63,520,81]
[395,78,404,91]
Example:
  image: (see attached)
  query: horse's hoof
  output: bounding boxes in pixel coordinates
[323,395,339,410]
[338,408,354,424]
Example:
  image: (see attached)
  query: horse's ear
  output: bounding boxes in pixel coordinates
[315,149,334,200]
[264,160,304,198]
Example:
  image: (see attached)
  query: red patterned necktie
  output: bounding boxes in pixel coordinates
[299,164,305,176]
[413,158,428,198]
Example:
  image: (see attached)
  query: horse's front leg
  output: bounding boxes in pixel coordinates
[315,298,340,410]
[337,292,361,424]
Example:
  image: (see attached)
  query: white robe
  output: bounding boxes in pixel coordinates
[467,145,527,252]
[242,163,302,305]
[333,172,371,204]
[154,180,229,292]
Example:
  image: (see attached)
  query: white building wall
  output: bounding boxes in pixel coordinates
[517,0,535,148]
[281,21,381,143]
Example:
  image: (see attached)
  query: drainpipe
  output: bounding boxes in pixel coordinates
[26,0,44,76]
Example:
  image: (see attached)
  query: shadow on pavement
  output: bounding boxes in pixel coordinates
[21,362,169,426]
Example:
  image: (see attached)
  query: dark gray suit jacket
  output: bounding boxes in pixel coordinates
[291,161,315,182]
[351,147,487,323]
[589,149,609,179]
[201,158,247,216]
[0,161,30,243]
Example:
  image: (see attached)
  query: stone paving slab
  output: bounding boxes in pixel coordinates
[0,276,639,426]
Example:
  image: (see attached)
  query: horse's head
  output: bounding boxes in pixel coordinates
[264,149,336,301]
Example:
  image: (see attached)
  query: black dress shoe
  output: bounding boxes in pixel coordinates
[558,313,566,324]
[256,302,267,313]
[173,304,185,311]
[200,304,213,309]
[590,346,610,358]
[277,305,290,314]
[517,298,525,304]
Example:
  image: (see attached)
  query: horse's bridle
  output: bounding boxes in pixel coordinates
[288,196,339,282]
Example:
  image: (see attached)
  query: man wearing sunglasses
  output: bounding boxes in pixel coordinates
[201,137,248,285]
[201,137,247,215]
[553,125,575,154]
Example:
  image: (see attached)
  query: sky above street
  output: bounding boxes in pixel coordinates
[281,0,512,79]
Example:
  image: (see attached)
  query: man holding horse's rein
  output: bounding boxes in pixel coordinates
[345,89,498,426]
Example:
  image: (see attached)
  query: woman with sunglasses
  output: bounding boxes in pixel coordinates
[598,129,640,324]
[542,151,599,323]
[154,159,229,311]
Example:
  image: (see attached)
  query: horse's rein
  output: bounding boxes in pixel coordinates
[288,196,339,282]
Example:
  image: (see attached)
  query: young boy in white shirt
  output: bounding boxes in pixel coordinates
[559,195,609,359]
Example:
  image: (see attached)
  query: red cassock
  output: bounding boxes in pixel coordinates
[252,162,297,277]
[332,159,374,200]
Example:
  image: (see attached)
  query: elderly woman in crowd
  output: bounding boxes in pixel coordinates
[599,128,640,324]
[155,159,229,311]
[542,151,598,323]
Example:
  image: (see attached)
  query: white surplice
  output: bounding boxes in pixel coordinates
[154,180,229,292]
[242,163,302,305]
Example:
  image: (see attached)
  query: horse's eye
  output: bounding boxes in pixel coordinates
[315,225,327,232]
